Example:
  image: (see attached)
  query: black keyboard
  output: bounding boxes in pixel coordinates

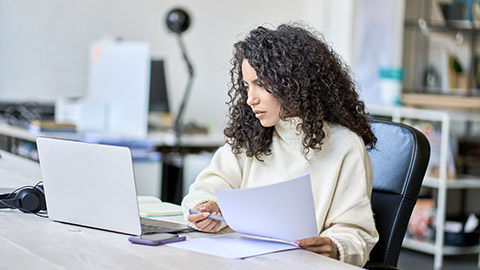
[141,223,173,234]
[140,217,193,234]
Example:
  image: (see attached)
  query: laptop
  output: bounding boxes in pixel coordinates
[36,136,191,235]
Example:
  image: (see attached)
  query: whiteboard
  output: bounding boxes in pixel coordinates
[87,40,151,138]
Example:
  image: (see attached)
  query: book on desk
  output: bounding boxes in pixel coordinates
[28,120,76,133]
[138,196,183,217]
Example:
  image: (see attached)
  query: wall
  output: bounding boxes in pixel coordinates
[0,0,358,132]
[352,0,406,105]
[305,0,356,65]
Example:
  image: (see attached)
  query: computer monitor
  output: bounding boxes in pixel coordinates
[149,59,170,113]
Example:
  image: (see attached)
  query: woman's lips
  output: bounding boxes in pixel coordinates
[253,110,266,118]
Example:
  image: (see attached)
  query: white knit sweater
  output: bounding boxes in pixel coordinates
[181,118,379,267]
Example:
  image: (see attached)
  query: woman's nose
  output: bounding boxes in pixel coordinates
[247,89,259,106]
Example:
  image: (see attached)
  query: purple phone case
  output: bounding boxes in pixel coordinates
[128,235,186,246]
[159,235,186,244]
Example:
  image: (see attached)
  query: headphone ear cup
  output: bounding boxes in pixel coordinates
[35,185,47,212]
[14,187,46,213]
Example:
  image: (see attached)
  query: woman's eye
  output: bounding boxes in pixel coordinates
[258,83,272,93]
[257,80,269,90]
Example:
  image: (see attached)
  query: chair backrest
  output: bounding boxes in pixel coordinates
[366,119,430,268]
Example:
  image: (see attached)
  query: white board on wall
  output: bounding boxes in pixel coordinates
[87,40,151,138]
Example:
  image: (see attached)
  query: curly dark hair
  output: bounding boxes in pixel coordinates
[224,23,376,160]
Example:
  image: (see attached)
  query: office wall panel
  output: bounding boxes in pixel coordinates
[0,0,355,130]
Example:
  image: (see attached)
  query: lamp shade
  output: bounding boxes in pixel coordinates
[166,8,191,33]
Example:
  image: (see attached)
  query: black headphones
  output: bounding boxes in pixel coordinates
[0,183,46,213]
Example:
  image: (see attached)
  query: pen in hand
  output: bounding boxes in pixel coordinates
[188,209,225,222]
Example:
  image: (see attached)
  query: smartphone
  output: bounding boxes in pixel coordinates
[128,233,186,246]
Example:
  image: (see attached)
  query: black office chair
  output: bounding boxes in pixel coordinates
[364,119,430,270]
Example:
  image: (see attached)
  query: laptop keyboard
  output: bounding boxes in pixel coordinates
[140,217,193,234]
[141,223,173,234]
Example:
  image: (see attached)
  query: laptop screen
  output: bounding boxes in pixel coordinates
[36,137,143,235]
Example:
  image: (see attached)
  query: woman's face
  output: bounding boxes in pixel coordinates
[242,59,281,127]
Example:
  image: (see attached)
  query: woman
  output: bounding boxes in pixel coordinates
[181,23,378,267]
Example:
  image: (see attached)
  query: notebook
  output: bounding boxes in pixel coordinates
[137,196,183,217]
[36,137,191,235]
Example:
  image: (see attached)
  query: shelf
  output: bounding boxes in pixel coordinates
[367,104,480,122]
[403,238,479,256]
[404,19,480,33]
[403,88,480,97]
[401,93,480,112]
[402,1,480,268]
[423,175,480,189]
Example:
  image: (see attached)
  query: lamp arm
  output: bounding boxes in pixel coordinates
[177,34,194,76]
[173,33,195,141]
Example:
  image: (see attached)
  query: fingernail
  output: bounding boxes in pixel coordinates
[203,212,210,217]
[294,240,300,245]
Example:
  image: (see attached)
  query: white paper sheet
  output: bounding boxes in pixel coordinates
[217,172,317,242]
[169,233,299,259]
[169,173,318,258]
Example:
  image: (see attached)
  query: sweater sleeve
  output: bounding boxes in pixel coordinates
[181,144,244,231]
[319,137,379,267]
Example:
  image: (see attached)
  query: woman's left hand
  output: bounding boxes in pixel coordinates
[295,236,339,260]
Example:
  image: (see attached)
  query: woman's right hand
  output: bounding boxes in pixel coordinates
[188,201,223,233]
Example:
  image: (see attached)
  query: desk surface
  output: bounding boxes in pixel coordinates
[0,120,225,148]
[1,149,42,189]
[0,150,360,269]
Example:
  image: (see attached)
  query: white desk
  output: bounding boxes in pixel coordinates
[0,121,224,203]
[0,150,360,269]
[0,120,225,148]
[1,149,42,189]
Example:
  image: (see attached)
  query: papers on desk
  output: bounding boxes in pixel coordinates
[170,232,299,259]
[218,172,318,243]
[137,196,183,217]
[169,173,318,258]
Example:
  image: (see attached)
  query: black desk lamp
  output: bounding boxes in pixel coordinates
[162,8,194,204]
[166,8,194,143]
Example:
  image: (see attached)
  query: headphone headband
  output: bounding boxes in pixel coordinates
[0,184,46,213]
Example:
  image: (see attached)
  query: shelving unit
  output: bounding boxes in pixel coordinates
[401,92,480,111]
[390,2,480,268]
[367,105,480,270]
[403,0,480,96]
